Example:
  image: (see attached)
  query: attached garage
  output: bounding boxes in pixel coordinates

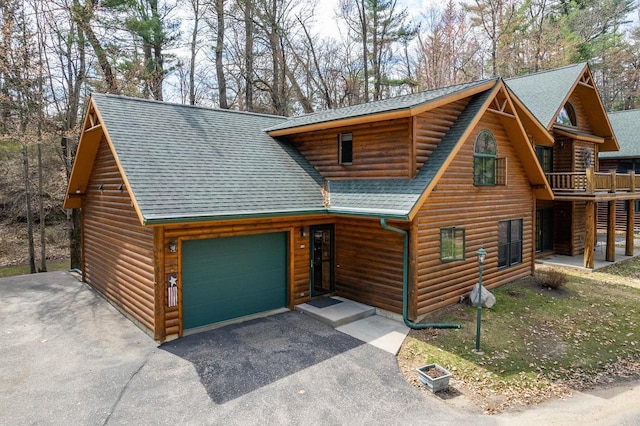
[181,232,288,330]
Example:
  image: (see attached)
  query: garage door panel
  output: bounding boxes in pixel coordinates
[182,232,287,329]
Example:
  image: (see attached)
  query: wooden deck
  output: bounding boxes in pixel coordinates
[547,169,640,200]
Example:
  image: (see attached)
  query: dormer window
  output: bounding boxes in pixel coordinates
[473,130,497,186]
[556,102,577,127]
[338,133,353,165]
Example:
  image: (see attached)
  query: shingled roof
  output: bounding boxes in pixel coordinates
[267,79,495,132]
[91,94,326,224]
[505,63,587,128]
[602,109,640,158]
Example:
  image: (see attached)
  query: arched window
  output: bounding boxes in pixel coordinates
[556,102,577,127]
[474,130,497,186]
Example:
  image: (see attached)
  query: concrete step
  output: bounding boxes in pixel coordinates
[295,296,375,327]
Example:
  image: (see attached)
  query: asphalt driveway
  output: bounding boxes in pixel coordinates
[2,271,640,425]
[0,271,484,425]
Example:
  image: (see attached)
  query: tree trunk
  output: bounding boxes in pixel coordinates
[189,0,199,105]
[359,0,369,102]
[244,0,254,111]
[216,0,228,109]
[75,1,118,94]
[38,142,46,272]
[22,144,36,274]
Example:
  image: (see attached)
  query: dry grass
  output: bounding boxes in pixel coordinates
[397,261,640,414]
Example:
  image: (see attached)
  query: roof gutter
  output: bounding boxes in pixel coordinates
[143,208,327,226]
[380,218,461,330]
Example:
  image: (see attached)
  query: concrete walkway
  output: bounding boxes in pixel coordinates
[537,234,640,271]
[296,296,410,355]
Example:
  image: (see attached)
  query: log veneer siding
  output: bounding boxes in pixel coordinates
[334,217,405,314]
[82,137,156,333]
[414,112,534,316]
[285,118,412,179]
[414,99,470,174]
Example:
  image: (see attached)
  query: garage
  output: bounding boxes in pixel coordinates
[182,232,287,330]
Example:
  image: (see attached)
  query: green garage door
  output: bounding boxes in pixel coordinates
[182,232,287,330]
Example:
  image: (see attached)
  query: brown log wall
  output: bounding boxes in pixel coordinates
[570,92,594,135]
[82,137,156,333]
[414,111,534,316]
[414,99,469,174]
[285,118,412,179]
[334,217,405,314]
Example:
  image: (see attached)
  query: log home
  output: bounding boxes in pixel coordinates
[506,63,640,269]
[66,75,554,341]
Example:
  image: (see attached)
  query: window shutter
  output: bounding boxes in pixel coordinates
[496,157,507,186]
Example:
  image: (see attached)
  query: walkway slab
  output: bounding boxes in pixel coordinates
[295,296,375,327]
[336,314,410,355]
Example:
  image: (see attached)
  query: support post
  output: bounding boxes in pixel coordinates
[584,201,595,269]
[586,168,595,194]
[631,171,636,193]
[607,200,616,262]
[610,169,617,193]
[627,200,635,256]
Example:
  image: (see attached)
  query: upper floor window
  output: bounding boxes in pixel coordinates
[338,133,353,165]
[556,102,577,127]
[474,130,497,186]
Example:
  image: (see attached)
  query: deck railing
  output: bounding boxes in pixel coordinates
[546,169,639,194]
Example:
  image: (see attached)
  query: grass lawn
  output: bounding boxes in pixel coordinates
[398,262,640,413]
[0,260,70,278]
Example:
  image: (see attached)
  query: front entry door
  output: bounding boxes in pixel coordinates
[310,225,334,297]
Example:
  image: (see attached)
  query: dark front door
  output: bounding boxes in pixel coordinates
[310,225,334,297]
[536,208,553,252]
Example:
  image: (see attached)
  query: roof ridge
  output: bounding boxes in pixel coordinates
[505,62,587,81]
[92,93,287,121]
[303,78,498,117]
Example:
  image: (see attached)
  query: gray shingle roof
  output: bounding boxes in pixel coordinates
[327,87,494,217]
[506,63,587,128]
[92,94,326,223]
[602,109,640,158]
[266,79,495,132]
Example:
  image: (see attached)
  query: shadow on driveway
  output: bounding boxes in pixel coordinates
[160,311,363,404]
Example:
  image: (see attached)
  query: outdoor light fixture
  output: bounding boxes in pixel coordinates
[474,246,487,354]
[300,227,308,238]
[168,240,177,253]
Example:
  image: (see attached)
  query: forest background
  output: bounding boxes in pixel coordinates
[1,0,639,272]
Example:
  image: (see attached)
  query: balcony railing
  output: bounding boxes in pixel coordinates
[546,169,640,194]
